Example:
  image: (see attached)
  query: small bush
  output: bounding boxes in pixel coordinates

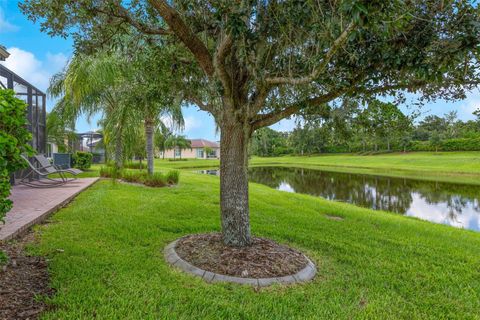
[0,250,8,266]
[143,172,167,187]
[99,166,122,179]
[124,161,145,169]
[99,166,111,178]
[105,160,115,168]
[122,170,147,183]
[168,158,188,162]
[73,151,93,170]
[166,170,180,185]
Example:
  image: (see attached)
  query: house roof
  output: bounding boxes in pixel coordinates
[190,139,220,148]
[0,46,10,61]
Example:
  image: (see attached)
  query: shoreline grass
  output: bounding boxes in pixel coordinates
[149,151,480,185]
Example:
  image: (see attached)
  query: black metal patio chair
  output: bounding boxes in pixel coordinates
[34,154,83,176]
[19,155,82,188]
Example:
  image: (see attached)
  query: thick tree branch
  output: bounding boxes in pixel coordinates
[185,94,214,114]
[214,34,233,97]
[110,4,171,35]
[249,85,272,115]
[148,0,215,77]
[251,77,480,130]
[265,21,356,86]
[250,89,346,130]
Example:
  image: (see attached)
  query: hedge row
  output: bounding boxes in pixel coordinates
[410,138,480,152]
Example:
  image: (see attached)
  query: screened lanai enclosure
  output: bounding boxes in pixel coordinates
[0,64,46,154]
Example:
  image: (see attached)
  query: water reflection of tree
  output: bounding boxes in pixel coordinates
[248,167,480,223]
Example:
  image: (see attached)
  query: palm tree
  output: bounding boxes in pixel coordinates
[112,40,184,175]
[49,38,183,174]
[46,110,77,153]
[165,135,191,160]
[48,52,129,169]
[155,123,172,160]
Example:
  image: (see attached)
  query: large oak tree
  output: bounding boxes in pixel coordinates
[21,0,480,246]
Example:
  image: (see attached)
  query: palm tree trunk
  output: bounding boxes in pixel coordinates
[145,119,154,175]
[114,130,123,169]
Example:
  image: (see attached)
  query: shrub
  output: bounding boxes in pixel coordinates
[441,137,480,151]
[99,166,111,177]
[0,250,8,266]
[73,151,93,170]
[166,170,180,185]
[124,161,145,169]
[410,138,480,152]
[99,166,122,178]
[105,160,115,168]
[143,172,167,187]
[122,170,147,183]
[0,89,33,223]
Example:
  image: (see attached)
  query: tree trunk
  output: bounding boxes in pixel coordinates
[114,131,123,169]
[220,121,251,247]
[145,119,154,175]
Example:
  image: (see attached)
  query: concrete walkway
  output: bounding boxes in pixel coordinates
[0,178,98,241]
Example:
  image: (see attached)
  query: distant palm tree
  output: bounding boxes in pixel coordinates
[155,123,172,160]
[122,41,184,174]
[165,135,191,160]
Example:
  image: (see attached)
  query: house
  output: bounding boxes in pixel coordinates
[161,139,220,159]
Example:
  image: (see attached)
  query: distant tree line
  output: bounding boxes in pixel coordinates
[250,100,480,156]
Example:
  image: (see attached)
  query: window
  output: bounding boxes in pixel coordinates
[196,149,204,158]
[207,149,217,158]
[175,148,181,158]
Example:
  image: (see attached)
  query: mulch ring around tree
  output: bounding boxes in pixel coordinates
[175,233,309,279]
[0,231,54,320]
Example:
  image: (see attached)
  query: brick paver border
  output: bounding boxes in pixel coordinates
[164,238,316,287]
[0,178,99,241]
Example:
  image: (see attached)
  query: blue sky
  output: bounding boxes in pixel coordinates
[1,1,479,141]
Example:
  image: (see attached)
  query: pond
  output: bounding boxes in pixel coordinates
[198,167,480,232]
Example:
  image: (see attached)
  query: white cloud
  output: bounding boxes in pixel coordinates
[0,47,68,91]
[183,116,201,133]
[270,117,298,132]
[0,8,19,33]
[459,92,480,119]
[46,52,68,71]
[159,115,202,136]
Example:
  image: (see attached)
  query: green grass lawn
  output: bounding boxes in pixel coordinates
[31,162,480,319]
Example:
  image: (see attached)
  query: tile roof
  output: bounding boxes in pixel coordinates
[189,139,220,148]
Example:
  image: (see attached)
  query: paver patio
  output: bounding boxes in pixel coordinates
[0,178,99,241]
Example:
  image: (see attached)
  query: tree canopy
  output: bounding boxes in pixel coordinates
[21,0,480,121]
